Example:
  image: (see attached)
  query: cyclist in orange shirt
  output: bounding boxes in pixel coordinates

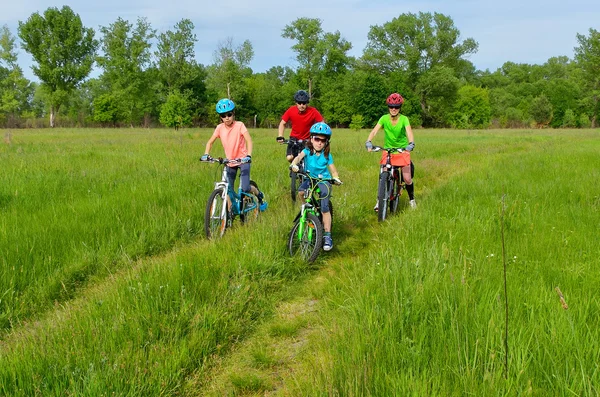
[201,98,266,210]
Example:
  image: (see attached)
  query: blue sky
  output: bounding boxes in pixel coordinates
[2,0,599,82]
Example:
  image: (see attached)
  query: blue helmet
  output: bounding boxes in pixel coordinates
[216,98,235,114]
[309,122,332,138]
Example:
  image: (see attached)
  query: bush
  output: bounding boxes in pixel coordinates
[577,114,592,128]
[349,114,365,130]
[562,109,577,128]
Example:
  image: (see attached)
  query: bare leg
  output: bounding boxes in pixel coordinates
[322,211,332,233]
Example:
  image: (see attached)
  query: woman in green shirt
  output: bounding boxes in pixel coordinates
[365,93,416,209]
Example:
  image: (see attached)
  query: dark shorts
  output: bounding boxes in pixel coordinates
[287,138,307,158]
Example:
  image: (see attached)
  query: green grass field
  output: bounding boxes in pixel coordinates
[1,127,599,395]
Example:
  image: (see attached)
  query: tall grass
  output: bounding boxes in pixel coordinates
[288,129,600,395]
[1,128,599,395]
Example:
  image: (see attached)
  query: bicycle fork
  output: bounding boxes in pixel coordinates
[297,205,315,241]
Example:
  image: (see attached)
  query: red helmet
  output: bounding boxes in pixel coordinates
[386,93,404,106]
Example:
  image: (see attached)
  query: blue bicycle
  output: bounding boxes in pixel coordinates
[201,156,263,239]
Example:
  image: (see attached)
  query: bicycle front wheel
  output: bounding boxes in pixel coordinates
[288,213,323,263]
[377,172,390,222]
[205,188,228,239]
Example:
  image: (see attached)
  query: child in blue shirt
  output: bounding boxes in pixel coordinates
[290,122,342,251]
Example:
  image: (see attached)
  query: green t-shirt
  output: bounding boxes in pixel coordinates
[378,114,410,148]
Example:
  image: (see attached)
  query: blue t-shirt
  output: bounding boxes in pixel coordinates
[302,148,333,179]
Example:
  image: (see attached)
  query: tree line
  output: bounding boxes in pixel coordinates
[1,6,599,129]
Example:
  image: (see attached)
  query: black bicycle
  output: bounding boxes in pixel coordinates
[279,137,306,201]
[371,145,413,222]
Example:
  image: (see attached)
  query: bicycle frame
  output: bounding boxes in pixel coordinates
[288,172,331,258]
[372,146,406,221]
[202,157,258,238]
[280,138,306,201]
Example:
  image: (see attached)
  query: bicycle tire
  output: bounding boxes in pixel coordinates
[290,171,299,201]
[240,180,260,223]
[205,188,228,239]
[377,172,390,222]
[288,213,323,263]
[390,174,400,213]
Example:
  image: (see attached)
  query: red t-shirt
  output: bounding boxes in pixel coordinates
[281,106,324,140]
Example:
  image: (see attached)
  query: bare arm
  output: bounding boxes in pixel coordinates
[241,129,253,156]
[278,119,286,138]
[406,124,414,143]
[328,163,340,179]
[204,134,218,155]
[367,123,382,142]
[290,150,306,167]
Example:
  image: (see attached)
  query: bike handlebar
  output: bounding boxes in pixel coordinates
[371,145,405,153]
[200,156,249,165]
[277,137,306,145]
[293,170,342,185]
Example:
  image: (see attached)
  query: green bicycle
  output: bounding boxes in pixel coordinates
[287,170,340,263]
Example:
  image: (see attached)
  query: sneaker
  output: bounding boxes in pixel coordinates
[409,199,417,209]
[257,191,264,202]
[323,235,333,251]
[259,201,268,212]
[373,201,379,212]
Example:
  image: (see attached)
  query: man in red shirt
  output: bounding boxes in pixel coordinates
[276,90,324,162]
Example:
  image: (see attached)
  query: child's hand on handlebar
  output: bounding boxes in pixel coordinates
[365,141,373,151]
[200,153,210,161]
[276,136,285,143]
[333,177,343,185]
[290,164,299,173]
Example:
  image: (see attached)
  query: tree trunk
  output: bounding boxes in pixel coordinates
[50,105,56,128]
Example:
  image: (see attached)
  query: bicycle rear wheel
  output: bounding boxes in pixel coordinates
[377,172,390,222]
[290,171,301,202]
[288,213,323,263]
[205,188,228,239]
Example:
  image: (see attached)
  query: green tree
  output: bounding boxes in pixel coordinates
[530,94,553,126]
[354,71,389,127]
[246,66,294,127]
[96,17,156,126]
[18,6,97,127]
[362,12,477,126]
[159,90,192,129]
[282,18,352,102]
[282,18,325,97]
[451,85,491,129]
[206,37,254,121]
[574,28,600,127]
[155,19,198,92]
[416,66,460,126]
[0,25,33,127]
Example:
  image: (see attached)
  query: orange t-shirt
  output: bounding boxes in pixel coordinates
[211,121,249,163]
